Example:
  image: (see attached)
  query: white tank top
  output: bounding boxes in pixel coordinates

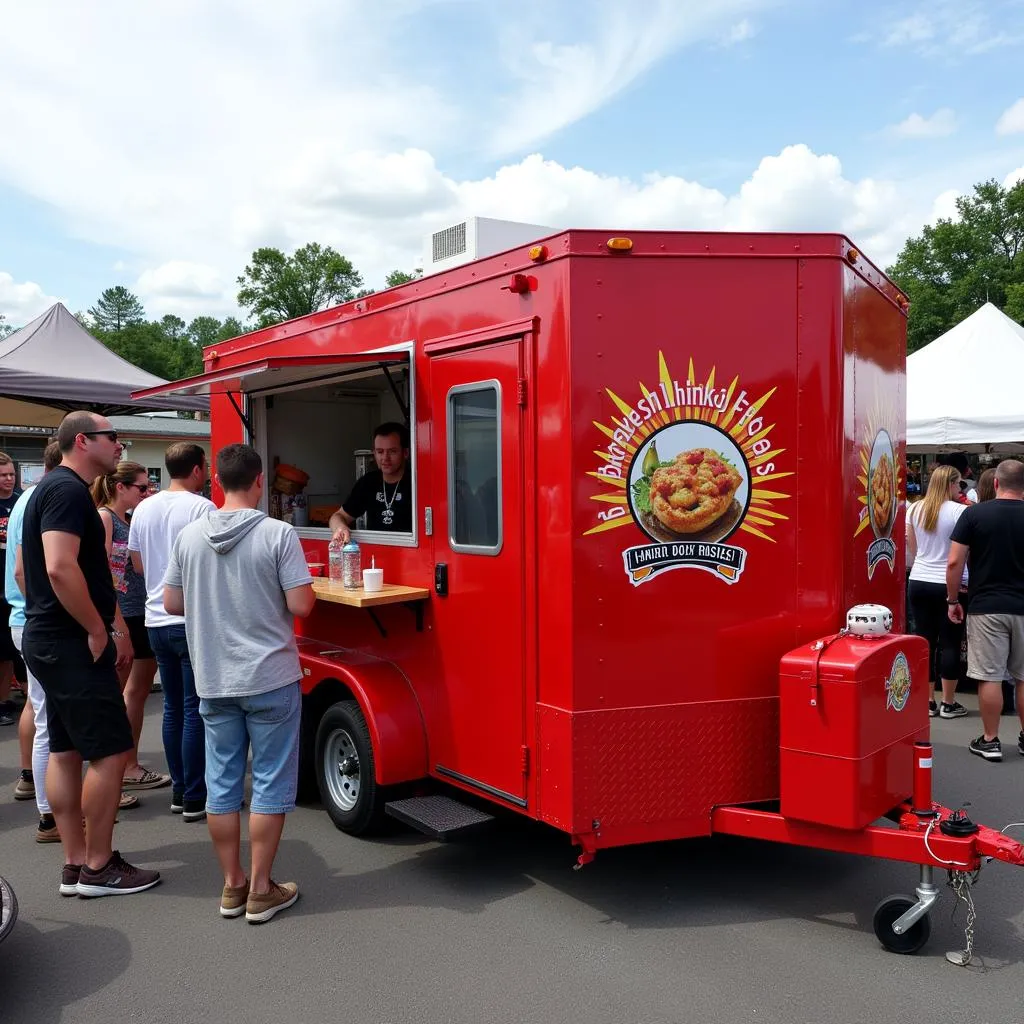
[908,500,968,586]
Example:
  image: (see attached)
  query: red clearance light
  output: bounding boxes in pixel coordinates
[503,273,533,294]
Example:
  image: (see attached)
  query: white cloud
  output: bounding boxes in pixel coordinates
[718,19,756,46]
[1005,166,1024,188]
[996,98,1024,135]
[0,272,62,326]
[875,1,1024,56]
[929,188,961,221]
[135,261,231,318]
[886,108,957,139]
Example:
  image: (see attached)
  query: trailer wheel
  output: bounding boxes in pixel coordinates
[873,895,931,954]
[315,700,386,836]
[0,874,18,945]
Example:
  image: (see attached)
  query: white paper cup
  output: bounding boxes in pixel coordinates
[362,568,383,592]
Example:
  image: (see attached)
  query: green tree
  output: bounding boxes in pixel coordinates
[888,178,1024,351]
[187,316,223,350]
[384,268,422,288]
[216,317,246,342]
[236,243,364,328]
[88,286,146,332]
[160,314,187,341]
[0,313,12,339]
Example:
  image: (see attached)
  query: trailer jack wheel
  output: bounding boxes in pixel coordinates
[873,895,931,954]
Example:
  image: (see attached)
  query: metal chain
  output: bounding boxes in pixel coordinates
[945,869,978,966]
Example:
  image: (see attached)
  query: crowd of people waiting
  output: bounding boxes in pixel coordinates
[2,410,314,922]
[906,453,1024,761]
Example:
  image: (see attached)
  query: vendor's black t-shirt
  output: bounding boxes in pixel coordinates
[23,467,116,637]
[950,498,1024,615]
[0,490,22,589]
[342,470,411,532]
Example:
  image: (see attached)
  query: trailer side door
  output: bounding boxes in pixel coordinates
[426,335,528,807]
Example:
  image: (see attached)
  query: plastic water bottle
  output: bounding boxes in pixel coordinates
[328,540,344,582]
[342,540,362,590]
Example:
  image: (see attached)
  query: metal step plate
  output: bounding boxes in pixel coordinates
[385,795,495,840]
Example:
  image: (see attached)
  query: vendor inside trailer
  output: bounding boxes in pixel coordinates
[328,421,411,542]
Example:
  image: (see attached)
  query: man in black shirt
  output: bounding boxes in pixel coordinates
[329,421,412,543]
[0,452,23,726]
[947,459,1024,762]
[22,411,161,897]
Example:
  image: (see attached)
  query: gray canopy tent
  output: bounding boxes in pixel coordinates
[0,303,209,424]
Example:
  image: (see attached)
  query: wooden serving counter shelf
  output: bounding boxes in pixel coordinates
[311,579,430,608]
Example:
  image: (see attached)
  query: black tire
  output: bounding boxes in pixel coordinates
[314,700,386,836]
[873,894,931,954]
[0,875,18,945]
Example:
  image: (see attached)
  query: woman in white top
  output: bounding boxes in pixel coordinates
[907,464,969,719]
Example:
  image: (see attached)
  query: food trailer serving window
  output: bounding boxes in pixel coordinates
[448,382,501,554]
[134,349,416,544]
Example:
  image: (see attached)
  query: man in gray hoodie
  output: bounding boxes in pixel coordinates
[163,444,315,924]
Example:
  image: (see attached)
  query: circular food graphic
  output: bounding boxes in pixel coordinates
[885,652,911,712]
[868,430,896,537]
[627,422,750,544]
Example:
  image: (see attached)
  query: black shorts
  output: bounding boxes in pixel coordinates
[22,630,133,761]
[125,615,154,660]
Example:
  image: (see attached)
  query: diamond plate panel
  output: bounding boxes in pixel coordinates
[571,699,779,832]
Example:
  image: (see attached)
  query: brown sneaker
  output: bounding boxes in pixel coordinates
[36,818,60,844]
[245,880,298,924]
[14,773,35,800]
[220,879,250,918]
[122,767,172,791]
[76,851,162,898]
[60,864,82,897]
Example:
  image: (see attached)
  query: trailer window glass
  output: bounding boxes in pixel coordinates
[448,384,501,554]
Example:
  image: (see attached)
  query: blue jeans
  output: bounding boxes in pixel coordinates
[200,682,301,815]
[149,624,206,803]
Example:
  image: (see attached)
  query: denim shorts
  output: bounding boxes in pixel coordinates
[199,682,301,815]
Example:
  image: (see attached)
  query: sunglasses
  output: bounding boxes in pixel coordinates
[81,430,119,442]
[125,483,149,493]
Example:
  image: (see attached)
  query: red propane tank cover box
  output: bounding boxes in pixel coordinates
[779,633,930,831]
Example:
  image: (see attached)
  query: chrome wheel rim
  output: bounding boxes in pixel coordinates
[323,728,360,812]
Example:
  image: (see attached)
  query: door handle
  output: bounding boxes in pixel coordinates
[434,563,448,597]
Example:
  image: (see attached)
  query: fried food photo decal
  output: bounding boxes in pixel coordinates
[649,448,743,535]
[871,453,893,530]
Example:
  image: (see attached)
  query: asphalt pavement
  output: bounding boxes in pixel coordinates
[2,692,1023,1024]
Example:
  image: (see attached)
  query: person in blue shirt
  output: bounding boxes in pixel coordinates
[6,441,62,841]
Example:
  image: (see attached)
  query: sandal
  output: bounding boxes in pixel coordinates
[119,792,140,810]
[122,767,172,791]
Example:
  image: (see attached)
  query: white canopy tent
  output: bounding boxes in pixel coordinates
[907,302,1024,452]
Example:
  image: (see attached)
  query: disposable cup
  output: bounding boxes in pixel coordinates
[306,563,324,578]
[362,568,383,593]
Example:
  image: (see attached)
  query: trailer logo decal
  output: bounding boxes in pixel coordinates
[885,652,911,712]
[855,421,900,580]
[584,352,793,586]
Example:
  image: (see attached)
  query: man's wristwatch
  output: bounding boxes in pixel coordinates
[946,598,960,606]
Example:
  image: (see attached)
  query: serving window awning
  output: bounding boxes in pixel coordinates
[132,352,407,401]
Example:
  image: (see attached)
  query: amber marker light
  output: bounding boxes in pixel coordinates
[847,247,860,263]
[528,245,549,262]
[606,237,633,252]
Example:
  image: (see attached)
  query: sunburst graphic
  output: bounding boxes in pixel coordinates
[583,351,793,543]
[854,398,903,541]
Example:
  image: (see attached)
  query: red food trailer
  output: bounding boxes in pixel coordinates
[137,229,1023,957]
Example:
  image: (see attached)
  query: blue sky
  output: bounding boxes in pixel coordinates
[1,0,1023,328]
